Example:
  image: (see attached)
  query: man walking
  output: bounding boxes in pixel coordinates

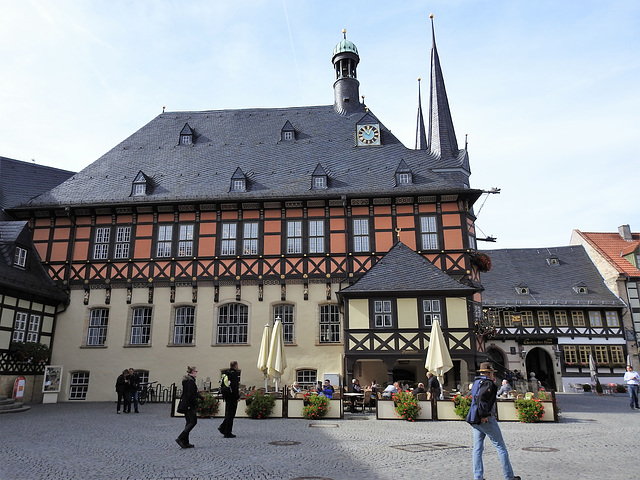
[623,365,640,409]
[466,362,520,480]
[128,368,140,413]
[218,361,240,438]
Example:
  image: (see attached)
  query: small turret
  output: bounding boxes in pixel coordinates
[332,29,361,115]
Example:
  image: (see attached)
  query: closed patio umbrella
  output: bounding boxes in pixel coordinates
[589,354,598,384]
[257,324,271,390]
[425,319,453,399]
[266,319,287,391]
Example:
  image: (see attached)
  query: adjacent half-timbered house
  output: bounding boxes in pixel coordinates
[8,24,486,401]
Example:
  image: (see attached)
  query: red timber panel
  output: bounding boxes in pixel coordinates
[34,218,50,227]
[328,256,347,276]
[69,264,87,282]
[75,226,91,240]
[195,259,216,277]
[308,208,324,217]
[130,262,152,280]
[396,214,416,230]
[417,204,437,213]
[34,243,48,262]
[441,201,459,212]
[96,216,111,225]
[442,213,461,227]
[221,211,238,220]
[262,258,281,277]
[53,228,70,240]
[264,220,281,233]
[199,237,215,257]
[373,206,391,217]
[110,263,129,281]
[286,208,303,218]
[138,213,154,224]
[239,258,260,276]
[374,213,392,229]
[72,242,89,261]
[243,210,260,219]
[55,217,71,226]
[218,259,236,277]
[199,221,216,234]
[117,214,133,224]
[154,261,172,279]
[284,257,304,275]
[32,228,50,241]
[174,261,193,278]
[88,263,109,280]
[467,217,476,235]
[307,256,327,276]
[396,205,413,215]
[351,206,368,216]
[330,233,346,253]
[158,213,174,222]
[399,233,417,250]
[445,253,465,270]
[264,209,280,218]
[375,232,393,253]
[50,242,69,262]
[179,212,196,222]
[48,264,66,283]
[264,220,281,256]
[443,229,464,250]
[136,224,153,236]
[135,239,152,259]
[351,255,376,275]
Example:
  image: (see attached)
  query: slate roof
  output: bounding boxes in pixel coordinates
[339,241,477,296]
[0,221,68,303]
[572,230,640,277]
[480,246,625,308]
[0,156,74,217]
[12,105,477,210]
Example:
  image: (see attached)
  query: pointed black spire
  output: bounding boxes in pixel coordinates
[415,78,427,150]
[427,15,458,159]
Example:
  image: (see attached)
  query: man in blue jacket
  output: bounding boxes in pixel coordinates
[466,362,521,480]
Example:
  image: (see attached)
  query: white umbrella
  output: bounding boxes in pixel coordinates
[266,319,287,391]
[257,324,271,390]
[589,354,598,384]
[425,320,453,399]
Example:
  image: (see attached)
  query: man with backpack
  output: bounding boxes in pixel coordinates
[466,362,521,480]
[218,361,240,438]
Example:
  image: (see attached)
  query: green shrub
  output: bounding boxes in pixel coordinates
[302,393,330,420]
[582,384,592,392]
[393,391,421,421]
[514,398,545,423]
[245,390,275,419]
[9,342,51,364]
[616,384,627,394]
[453,394,472,420]
[196,393,219,418]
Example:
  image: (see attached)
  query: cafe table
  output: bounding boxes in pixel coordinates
[343,392,364,413]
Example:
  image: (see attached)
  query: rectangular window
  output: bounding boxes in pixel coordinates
[353,219,370,253]
[14,246,27,267]
[571,311,585,327]
[503,312,515,327]
[487,310,500,327]
[319,304,341,343]
[605,311,619,327]
[93,227,110,260]
[537,311,551,327]
[563,345,577,364]
[69,372,90,400]
[156,225,173,257]
[87,309,109,346]
[554,310,568,327]
[610,345,624,364]
[133,183,146,196]
[178,224,194,257]
[594,345,609,364]
[274,304,295,344]
[243,222,258,255]
[578,345,591,364]
[296,369,317,389]
[521,311,534,327]
[130,307,152,345]
[221,223,237,256]
[114,226,131,259]
[26,315,41,343]
[423,299,441,327]
[217,303,248,344]
[309,220,324,254]
[589,311,603,327]
[12,312,28,342]
[313,176,326,189]
[173,306,195,344]
[420,216,439,250]
[287,221,302,254]
[283,131,294,141]
[398,173,410,184]
[374,300,393,327]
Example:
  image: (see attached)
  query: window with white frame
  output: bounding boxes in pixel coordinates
[132,183,146,196]
[130,307,152,345]
[14,246,27,267]
[605,311,619,327]
[589,311,603,327]
[217,303,248,344]
[537,310,551,327]
[93,227,110,260]
[221,223,237,256]
[312,176,326,189]
[554,310,568,327]
[173,306,195,345]
[12,312,28,342]
[231,179,246,191]
[374,300,393,327]
[353,218,369,252]
[156,225,173,257]
[398,173,411,185]
[87,309,109,346]
[243,222,258,255]
[287,221,302,254]
[309,220,324,254]
[181,135,192,145]
[319,304,341,343]
[594,345,609,364]
[114,226,131,259]
[26,314,41,342]
[69,372,90,400]
[283,131,294,141]
[296,369,317,389]
[274,304,295,343]
[422,299,441,327]
[571,311,585,327]
[420,216,439,250]
[178,224,194,257]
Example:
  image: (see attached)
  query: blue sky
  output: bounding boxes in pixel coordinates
[1,1,638,249]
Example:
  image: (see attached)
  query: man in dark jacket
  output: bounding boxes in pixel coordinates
[218,361,240,438]
[128,368,140,413]
[466,362,520,480]
[427,372,441,398]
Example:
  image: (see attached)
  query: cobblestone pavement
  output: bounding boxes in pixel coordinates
[1,393,638,480]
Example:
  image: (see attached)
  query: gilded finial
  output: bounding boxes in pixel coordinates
[342,28,347,39]
[395,227,402,239]
[430,14,434,19]
[418,77,421,82]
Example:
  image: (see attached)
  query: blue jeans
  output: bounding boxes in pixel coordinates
[628,384,639,408]
[472,416,515,480]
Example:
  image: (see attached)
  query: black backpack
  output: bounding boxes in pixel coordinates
[219,371,231,395]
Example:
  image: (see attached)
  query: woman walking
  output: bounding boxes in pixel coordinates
[176,366,202,448]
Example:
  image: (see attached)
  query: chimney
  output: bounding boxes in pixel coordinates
[618,224,633,241]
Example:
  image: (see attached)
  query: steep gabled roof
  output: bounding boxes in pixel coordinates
[573,230,640,277]
[480,246,625,308]
[339,241,476,296]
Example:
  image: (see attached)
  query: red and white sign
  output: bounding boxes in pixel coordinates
[13,376,26,399]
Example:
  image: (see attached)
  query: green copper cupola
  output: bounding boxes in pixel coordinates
[332,29,361,115]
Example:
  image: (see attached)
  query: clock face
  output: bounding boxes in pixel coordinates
[357,124,380,145]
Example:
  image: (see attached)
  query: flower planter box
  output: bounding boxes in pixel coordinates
[286,398,341,419]
[375,399,433,420]
[208,398,284,418]
[496,399,556,422]
[436,400,461,420]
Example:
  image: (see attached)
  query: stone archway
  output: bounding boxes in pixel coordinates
[525,347,557,391]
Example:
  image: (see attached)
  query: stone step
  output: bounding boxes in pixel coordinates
[0,397,31,414]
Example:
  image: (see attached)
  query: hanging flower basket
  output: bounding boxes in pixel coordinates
[470,252,492,272]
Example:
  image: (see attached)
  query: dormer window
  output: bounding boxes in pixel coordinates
[311,164,328,190]
[179,123,194,145]
[573,284,588,294]
[516,285,529,295]
[132,183,146,196]
[13,246,27,268]
[546,256,559,265]
[231,167,247,192]
[395,160,412,186]
[132,171,150,197]
[281,121,296,141]
[398,173,411,185]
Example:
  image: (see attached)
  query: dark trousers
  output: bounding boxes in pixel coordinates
[131,390,139,412]
[220,399,238,435]
[117,391,131,412]
[178,409,198,443]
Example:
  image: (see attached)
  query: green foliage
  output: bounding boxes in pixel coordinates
[9,342,51,364]
[302,393,330,420]
[196,393,219,418]
[245,390,275,419]
[537,390,551,400]
[582,384,592,392]
[514,398,545,423]
[595,380,603,394]
[452,394,472,420]
[393,391,421,421]
[616,384,627,394]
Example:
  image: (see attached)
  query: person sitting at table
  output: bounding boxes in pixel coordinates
[291,381,302,395]
[318,379,334,399]
[496,379,512,397]
[412,382,426,396]
[352,379,362,393]
[382,382,399,399]
[369,379,379,393]
[314,381,323,394]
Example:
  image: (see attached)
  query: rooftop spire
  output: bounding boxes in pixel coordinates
[427,14,459,159]
[415,78,427,150]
